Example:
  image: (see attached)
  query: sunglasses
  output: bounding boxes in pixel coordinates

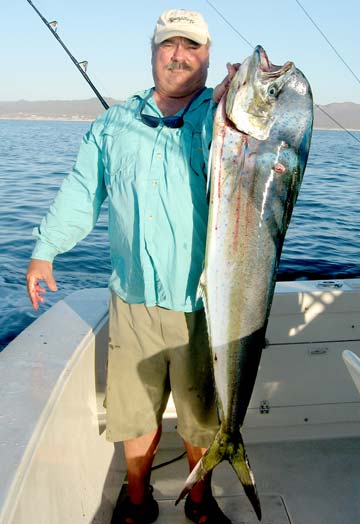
[138,87,206,129]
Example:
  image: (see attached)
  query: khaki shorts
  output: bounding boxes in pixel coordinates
[105,293,219,447]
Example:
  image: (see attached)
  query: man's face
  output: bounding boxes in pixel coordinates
[152,37,210,98]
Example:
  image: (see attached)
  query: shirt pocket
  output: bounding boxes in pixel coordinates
[102,127,137,189]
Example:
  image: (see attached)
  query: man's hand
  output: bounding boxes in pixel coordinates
[26,259,58,310]
[213,62,241,103]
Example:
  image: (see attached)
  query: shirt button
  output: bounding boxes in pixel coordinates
[156,152,162,159]
[152,181,158,187]
[148,215,153,220]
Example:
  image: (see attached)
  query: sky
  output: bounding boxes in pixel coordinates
[1,0,359,105]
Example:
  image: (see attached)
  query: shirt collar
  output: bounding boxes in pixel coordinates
[133,86,213,115]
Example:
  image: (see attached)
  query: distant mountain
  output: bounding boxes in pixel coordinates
[0,98,359,130]
[0,98,117,121]
[314,102,360,130]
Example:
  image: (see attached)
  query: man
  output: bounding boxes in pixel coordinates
[26,9,237,524]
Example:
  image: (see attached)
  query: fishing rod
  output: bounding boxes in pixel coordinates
[26,0,109,110]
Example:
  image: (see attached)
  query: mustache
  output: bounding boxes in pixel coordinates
[166,61,193,71]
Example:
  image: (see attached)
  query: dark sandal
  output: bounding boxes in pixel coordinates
[115,486,159,524]
[184,494,232,524]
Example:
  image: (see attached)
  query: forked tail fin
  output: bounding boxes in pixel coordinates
[175,430,225,505]
[175,429,262,521]
[228,432,262,520]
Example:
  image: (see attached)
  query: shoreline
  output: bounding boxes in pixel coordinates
[0,116,359,132]
[0,116,94,122]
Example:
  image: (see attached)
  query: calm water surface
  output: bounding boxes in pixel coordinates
[0,120,359,350]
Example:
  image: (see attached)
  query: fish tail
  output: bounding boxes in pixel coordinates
[229,432,262,521]
[175,429,227,505]
[175,429,262,521]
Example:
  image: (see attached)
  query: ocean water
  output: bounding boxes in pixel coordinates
[0,120,359,351]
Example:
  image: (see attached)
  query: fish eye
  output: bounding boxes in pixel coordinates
[268,86,278,97]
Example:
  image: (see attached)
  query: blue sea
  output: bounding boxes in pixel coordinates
[0,120,359,351]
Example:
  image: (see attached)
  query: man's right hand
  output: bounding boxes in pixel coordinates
[26,259,58,310]
[213,62,241,103]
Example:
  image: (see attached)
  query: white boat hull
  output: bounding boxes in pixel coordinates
[0,279,359,523]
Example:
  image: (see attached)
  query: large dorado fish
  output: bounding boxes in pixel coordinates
[176,46,313,519]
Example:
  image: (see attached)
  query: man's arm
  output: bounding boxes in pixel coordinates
[26,116,108,309]
[31,120,107,261]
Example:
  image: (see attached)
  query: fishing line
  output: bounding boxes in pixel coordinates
[204,0,359,143]
[26,0,109,110]
[204,0,253,49]
[294,0,360,87]
[293,0,360,141]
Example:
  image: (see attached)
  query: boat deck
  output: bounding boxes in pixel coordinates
[112,435,360,524]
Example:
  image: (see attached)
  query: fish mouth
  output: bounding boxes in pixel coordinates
[254,45,294,80]
[225,45,297,139]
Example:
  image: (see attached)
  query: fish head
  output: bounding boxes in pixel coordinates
[226,45,296,140]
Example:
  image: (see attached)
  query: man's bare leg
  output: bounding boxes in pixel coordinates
[183,440,231,523]
[124,426,162,504]
[183,440,212,502]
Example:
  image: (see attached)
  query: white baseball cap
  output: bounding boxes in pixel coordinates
[153,9,211,45]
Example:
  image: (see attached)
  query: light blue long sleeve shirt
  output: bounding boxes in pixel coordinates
[32,87,216,311]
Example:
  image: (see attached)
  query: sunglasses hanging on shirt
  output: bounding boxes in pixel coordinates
[138,87,206,128]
